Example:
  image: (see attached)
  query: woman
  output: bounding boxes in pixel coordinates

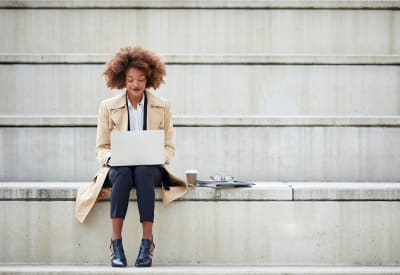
[74,46,187,268]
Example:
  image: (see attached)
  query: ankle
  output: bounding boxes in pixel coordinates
[112,234,122,241]
[142,234,153,241]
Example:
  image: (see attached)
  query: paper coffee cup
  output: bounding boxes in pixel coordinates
[185,170,198,187]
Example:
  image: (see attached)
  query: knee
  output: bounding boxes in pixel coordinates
[134,166,156,178]
[109,166,132,181]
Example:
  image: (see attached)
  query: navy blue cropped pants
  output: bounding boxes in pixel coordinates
[106,165,163,222]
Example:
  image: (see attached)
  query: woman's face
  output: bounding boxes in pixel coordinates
[125,67,147,98]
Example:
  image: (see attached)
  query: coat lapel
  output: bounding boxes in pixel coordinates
[146,90,165,130]
[109,92,128,131]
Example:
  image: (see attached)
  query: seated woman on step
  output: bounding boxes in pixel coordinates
[75,46,187,268]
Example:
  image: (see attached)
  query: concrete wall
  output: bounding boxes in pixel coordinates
[1,181,399,265]
[1,9,399,54]
[1,199,399,265]
[1,2,399,182]
[1,64,400,116]
[1,126,399,181]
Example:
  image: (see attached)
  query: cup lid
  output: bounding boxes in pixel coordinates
[185,169,198,173]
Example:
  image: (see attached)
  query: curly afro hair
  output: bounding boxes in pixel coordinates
[103,46,166,90]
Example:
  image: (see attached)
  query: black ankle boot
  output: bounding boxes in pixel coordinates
[110,239,127,267]
[135,238,155,267]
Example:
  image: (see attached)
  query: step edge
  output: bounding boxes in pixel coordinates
[1,182,400,201]
[1,115,399,127]
[1,0,400,9]
[1,54,399,65]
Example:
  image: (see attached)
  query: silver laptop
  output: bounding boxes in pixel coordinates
[109,130,164,166]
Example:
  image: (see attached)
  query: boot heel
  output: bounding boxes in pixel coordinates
[149,242,155,257]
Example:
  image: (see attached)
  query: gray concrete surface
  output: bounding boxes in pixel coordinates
[290,182,400,200]
[1,265,400,275]
[0,182,293,201]
[2,54,400,64]
[1,115,400,127]
[1,0,400,9]
[1,9,399,54]
[1,64,400,116]
[1,126,399,181]
[2,182,400,201]
[1,182,399,265]
[1,200,399,264]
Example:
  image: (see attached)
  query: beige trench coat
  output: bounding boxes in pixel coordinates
[74,91,187,223]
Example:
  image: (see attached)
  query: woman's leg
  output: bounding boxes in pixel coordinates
[133,165,163,235]
[107,166,134,267]
[112,218,124,240]
[108,166,134,239]
[133,165,162,267]
[141,222,153,240]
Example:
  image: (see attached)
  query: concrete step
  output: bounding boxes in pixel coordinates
[1,265,400,275]
[0,182,399,265]
[0,9,398,54]
[0,122,399,181]
[2,0,400,9]
[1,56,399,116]
[3,54,400,64]
[3,181,400,201]
[1,115,399,127]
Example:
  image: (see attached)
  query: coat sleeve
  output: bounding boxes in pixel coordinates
[164,100,175,164]
[95,101,111,165]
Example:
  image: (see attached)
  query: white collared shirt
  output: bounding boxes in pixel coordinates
[127,94,145,132]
